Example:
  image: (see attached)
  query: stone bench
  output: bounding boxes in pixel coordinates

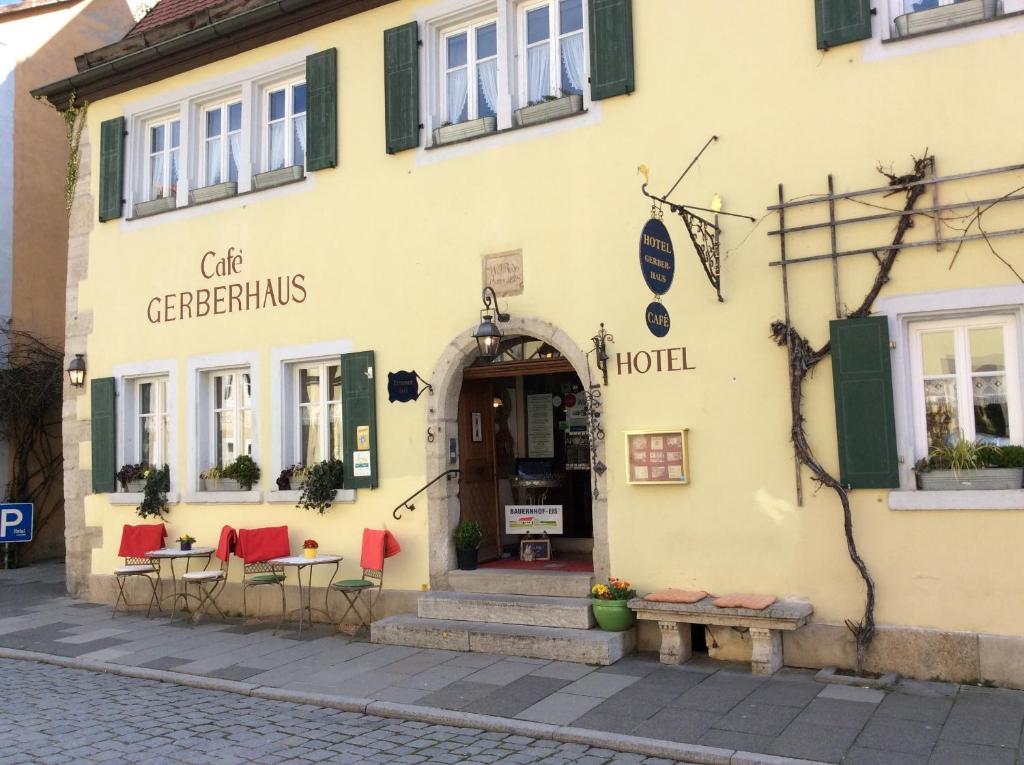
[627,597,813,675]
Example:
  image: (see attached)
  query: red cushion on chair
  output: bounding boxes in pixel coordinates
[236,526,289,563]
[360,529,400,570]
[118,524,166,558]
[216,525,237,562]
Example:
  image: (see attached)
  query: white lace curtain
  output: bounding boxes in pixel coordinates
[206,137,222,186]
[527,43,550,103]
[294,114,307,165]
[269,123,285,170]
[447,68,469,123]
[561,33,584,94]
[478,59,498,117]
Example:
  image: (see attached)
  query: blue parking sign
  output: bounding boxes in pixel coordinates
[0,503,32,543]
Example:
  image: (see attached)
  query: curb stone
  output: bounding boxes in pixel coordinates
[0,647,831,765]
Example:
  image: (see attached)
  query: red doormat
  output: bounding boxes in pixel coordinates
[478,559,594,573]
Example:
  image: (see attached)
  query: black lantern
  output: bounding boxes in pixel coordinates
[473,286,510,359]
[67,353,86,388]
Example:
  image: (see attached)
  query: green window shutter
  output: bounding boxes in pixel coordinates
[306,48,337,172]
[588,0,634,101]
[830,316,899,489]
[384,22,420,154]
[91,377,117,493]
[815,0,873,50]
[342,351,378,490]
[98,117,125,222]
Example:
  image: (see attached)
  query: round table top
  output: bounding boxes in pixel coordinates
[146,546,215,558]
[268,554,343,566]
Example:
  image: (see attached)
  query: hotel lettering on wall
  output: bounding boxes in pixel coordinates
[616,347,695,375]
[146,247,307,323]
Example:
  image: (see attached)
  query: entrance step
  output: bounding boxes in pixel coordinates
[371,615,634,665]
[419,591,595,629]
[448,569,594,597]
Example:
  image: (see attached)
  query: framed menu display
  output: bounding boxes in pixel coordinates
[625,429,689,485]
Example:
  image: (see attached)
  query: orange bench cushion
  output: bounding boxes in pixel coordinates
[644,588,708,604]
[712,593,777,610]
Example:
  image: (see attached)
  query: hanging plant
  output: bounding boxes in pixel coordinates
[59,92,88,215]
[297,459,344,514]
[137,465,170,519]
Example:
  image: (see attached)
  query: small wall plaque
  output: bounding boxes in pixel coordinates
[483,250,524,297]
[625,429,689,485]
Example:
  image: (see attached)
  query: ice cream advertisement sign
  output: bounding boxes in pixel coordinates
[504,505,563,535]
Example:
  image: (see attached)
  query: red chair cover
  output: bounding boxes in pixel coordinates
[360,529,401,571]
[215,525,237,562]
[235,526,289,563]
[118,523,166,558]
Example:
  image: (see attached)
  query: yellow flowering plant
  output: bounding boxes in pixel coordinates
[590,577,637,601]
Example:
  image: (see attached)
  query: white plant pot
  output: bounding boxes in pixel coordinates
[253,165,304,190]
[203,477,243,492]
[894,0,998,36]
[433,117,497,146]
[125,479,146,493]
[515,94,583,127]
[189,181,237,206]
[133,196,176,218]
[917,467,1023,491]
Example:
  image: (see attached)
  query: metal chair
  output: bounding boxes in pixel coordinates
[181,525,234,623]
[330,567,383,633]
[113,556,161,618]
[242,561,287,632]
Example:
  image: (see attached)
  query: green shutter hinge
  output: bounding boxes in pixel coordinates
[889,340,896,349]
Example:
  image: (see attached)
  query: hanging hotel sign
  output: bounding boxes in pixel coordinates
[639,218,675,295]
[387,370,433,403]
[505,505,563,535]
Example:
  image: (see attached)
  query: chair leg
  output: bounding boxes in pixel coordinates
[112,576,129,617]
[145,575,159,619]
[243,583,248,621]
[275,584,286,634]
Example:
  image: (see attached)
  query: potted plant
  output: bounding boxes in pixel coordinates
[137,465,170,520]
[178,534,196,552]
[590,577,638,632]
[514,90,584,127]
[276,464,310,491]
[915,439,1024,490]
[203,455,261,491]
[200,465,232,491]
[297,459,344,514]
[433,116,498,146]
[117,463,148,492]
[303,539,319,559]
[453,520,483,570]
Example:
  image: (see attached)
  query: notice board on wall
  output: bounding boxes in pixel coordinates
[625,429,689,485]
[527,394,554,458]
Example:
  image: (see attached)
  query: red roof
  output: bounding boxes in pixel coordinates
[128,0,223,35]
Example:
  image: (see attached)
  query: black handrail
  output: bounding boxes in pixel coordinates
[392,469,461,520]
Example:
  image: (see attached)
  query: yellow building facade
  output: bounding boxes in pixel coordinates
[38,0,1024,683]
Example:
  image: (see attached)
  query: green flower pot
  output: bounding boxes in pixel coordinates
[591,598,636,632]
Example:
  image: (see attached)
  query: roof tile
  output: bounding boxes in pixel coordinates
[128,0,223,35]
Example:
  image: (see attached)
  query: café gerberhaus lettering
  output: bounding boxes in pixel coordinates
[146,247,307,323]
[639,218,674,338]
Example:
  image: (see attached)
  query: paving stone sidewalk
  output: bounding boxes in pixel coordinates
[4,562,1024,764]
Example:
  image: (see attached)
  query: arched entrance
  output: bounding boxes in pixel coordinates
[425,316,609,590]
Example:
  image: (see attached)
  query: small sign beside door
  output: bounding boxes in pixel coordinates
[471,412,483,442]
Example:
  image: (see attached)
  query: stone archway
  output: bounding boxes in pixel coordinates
[424,316,609,591]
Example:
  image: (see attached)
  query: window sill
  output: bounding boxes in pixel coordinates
[181,490,263,504]
[425,108,589,152]
[109,492,180,505]
[124,175,307,223]
[883,8,1024,43]
[889,489,1024,511]
[266,489,356,504]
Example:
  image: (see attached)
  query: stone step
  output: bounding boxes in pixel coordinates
[418,591,595,629]
[447,569,594,597]
[371,615,634,666]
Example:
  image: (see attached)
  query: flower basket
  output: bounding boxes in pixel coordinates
[515,94,583,127]
[253,165,304,190]
[133,196,176,218]
[591,598,635,632]
[917,468,1023,491]
[433,117,497,146]
[125,479,146,493]
[189,181,237,205]
[203,477,243,492]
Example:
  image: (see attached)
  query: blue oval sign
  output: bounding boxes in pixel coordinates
[645,301,670,338]
[639,218,675,296]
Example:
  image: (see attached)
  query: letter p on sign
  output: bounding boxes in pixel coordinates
[0,503,32,543]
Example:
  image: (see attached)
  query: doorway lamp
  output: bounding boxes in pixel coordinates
[473,286,510,359]
[67,353,86,388]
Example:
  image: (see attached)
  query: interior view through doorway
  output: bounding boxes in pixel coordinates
[457,336,593,573]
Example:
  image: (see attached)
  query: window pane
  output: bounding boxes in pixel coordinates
[924,378,959,450]
[206,108,221,138]
[328,365,341,402]
[300,404,321,465]
[527,42,551,102]
[242,373,252,407]
[150,124,164,153]
[300,367,320,404]
[269,89,286,121]
[447,32,468,68]
[206,137,222,185]
[169,149,179,196]
[216,410,234,465]
[150,155,163,200]
[269,123,285,170]
[560,31,584,95]
[228,102,242,132]
[229,132,240,183]
[970,327,1005,372]
[329,402,342,461]
[139,382,153,415]
[161,414,169,466]
[477,59,497,118]
[560,0,583,32]
[293,83,307,115]
[215,375,232,408]
[974,375,1009,443]
[527,5,550,44]
[293,114,306,169]
[447,70,469,123]
[170,121,180,148]
[140,416,156,466]
[921,331,956,376]
[477,23,497,59]
[242,409,252,456]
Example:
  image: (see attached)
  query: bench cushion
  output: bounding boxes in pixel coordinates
[644,588,708,604]
[712,593,777,610]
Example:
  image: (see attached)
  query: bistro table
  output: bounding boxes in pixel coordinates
[267,554,342,635]
[146,546,215,617]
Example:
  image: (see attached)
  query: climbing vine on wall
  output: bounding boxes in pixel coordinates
[60,93,88,215]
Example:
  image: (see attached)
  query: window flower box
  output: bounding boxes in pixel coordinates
[189,181,237,206]
[515,94,583,128]
[433,117,497,146]
[125,479,146,493]
[203,477,243,492]
[917,468,1023,491]
[133,196,176,218]
[894,0,999,37]
[253,165,304,191]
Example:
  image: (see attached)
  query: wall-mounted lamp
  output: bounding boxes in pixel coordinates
[67,353,86,388]
[590,323,614,386]
[473,286,510,360]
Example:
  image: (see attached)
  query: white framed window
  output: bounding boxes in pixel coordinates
[136,377,170,466]
[291,361,343,466]
[442,18,499,124]
[264,80,307,171]
[883,0,1014,40]
[518,0,586,105]
[210,369,253,466]
[145,118,180,201]
[909,315,1022,459]
[202,100,242,186]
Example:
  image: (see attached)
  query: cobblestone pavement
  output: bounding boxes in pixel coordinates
[0,659,681,765]
[5,563,1024,764]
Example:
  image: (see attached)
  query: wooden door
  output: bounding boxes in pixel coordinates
[458,379,501,562]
